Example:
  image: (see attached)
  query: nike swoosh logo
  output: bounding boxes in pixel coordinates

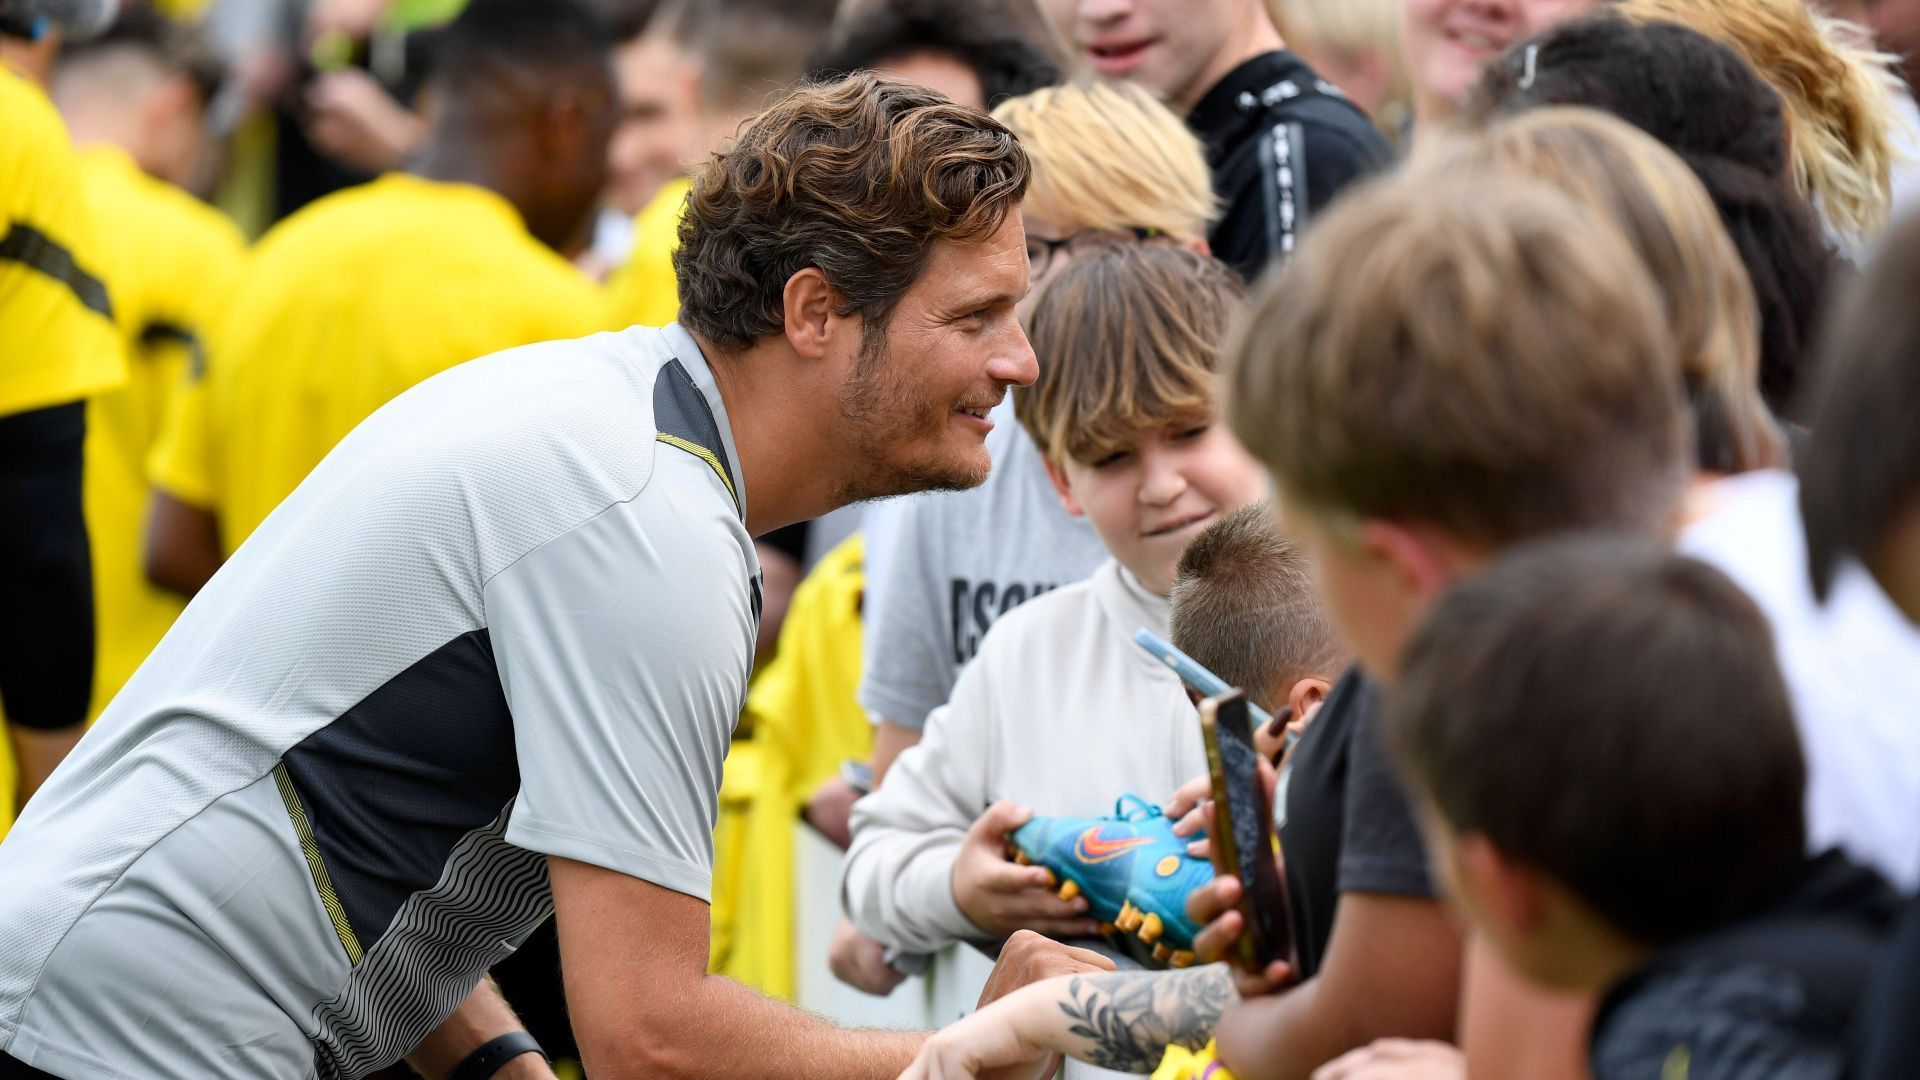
[1073,827,1155,864]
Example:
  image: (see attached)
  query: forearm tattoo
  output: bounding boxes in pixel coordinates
[1057,964,1234,1072]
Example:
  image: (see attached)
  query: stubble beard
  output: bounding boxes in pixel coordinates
[831,326,991,507]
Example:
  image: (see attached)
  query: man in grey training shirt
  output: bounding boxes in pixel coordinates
[0,73,1043,1080]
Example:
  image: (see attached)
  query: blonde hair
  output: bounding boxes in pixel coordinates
[1615,0,1906,246]
[1417,108,1788,474]
[1018,245,1242,465]
[1265,0,1411,141]
[1225,172,1690,545]
[991,79,1219,243]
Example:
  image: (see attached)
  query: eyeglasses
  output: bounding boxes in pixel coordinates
[1025,227,1162,279]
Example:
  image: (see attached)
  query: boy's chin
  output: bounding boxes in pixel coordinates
[1112,551,1182,598]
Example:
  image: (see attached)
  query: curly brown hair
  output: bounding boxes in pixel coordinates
[674,72,1031,353]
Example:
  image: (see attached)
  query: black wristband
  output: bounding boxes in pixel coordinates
[448,1032,546,1080]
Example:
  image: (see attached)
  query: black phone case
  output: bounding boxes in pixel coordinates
[1205,691,1295,971]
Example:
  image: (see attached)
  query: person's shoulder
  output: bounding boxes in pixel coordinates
[87,153,247,262]
[1316,665,1377,728]
[137,174,248,258]
[633,176,692,240]
[1591,962,1846,1080]
[1210,53,1387,142]
[0,64,66,156]
[417,325,669,409]
[241,180,395,276]
[974,569,1102,639]
[0,68,85,217]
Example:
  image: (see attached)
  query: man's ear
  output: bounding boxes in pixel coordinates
[1286,676,1331,721]
[1454,831,1550,939]
[535,87,591,162]
[1043,458,1086,518]
[1355,518,1452,605]
[781,267,838,361]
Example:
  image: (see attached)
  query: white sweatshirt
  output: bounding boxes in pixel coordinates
[842,559,1207,954]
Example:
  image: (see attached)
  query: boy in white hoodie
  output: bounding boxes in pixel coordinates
[841,245,1269,994]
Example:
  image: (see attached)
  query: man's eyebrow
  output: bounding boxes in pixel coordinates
[954,289,1024,311]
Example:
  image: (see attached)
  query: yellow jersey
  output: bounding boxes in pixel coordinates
[606,176,688,330]
[75,145,247,718]
[714,534,871,998]
[147,172,616,550]
[0,64,122,418]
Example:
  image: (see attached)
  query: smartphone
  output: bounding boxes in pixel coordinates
[1199,690,1295,973]
[1133,629,1290,748]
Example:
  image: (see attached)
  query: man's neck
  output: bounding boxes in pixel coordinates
[1409,91,1457,145]
[412,135,501,193]
[1172,9,1285,114]
[57,103,142,160]
[1556,907,1654,996]
[697,332,849,537]
[0,34,55,88]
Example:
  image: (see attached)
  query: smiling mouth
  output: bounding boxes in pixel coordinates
[1446,28,1507,53]
[1090,39,1153,63]
[954,404,993,421]
[1142,511,1214,539]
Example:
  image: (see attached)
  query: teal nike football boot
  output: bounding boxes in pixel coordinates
[1007,794,1209,966]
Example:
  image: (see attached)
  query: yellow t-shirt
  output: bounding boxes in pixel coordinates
[75,145,248,718]
[713,533,871,998]
[606,176,689,330]
[147,172,617,550]
[1158,1042,1234,1080]
[0,67,125,840]
[0,65,123,418]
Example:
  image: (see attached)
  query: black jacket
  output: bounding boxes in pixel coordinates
[1590,851,1899,1080]
[1186,51,1395,282]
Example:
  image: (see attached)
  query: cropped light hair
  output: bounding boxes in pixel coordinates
[1225,172,1690,546]
[990,80,1218,244]
[1170,505,1348,707]
[1615,0,1907,248]
[1017,245,1243,465]
[1417,108,1787,475]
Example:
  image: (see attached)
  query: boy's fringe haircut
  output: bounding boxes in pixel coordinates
[1017,245,1243,466]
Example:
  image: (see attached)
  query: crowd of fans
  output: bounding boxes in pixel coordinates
[6,0,1920,1078]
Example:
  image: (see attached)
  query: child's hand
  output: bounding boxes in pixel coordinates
[898,993,1058,1080]
[1187,857,1293,997]
[1254,705,1295,764]
[953,803,1099,938]
[1313,1039,1464,1080]
[1166,774,1214,858]
[828,917,907,997]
